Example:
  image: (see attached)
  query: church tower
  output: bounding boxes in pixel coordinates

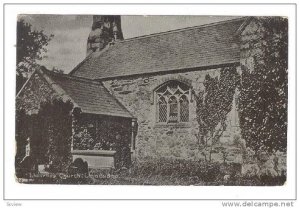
[86,15,124,56]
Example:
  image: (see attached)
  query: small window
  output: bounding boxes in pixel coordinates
[155,81,190,124]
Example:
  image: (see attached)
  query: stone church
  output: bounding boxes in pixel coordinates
[16,16,264,168]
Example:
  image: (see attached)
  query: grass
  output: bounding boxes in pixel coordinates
[21,159,286,186]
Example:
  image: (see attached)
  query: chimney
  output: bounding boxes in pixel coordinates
[86,15,124,56]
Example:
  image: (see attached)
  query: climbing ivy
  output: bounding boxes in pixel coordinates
[195,67,239,161]
[239,17,288,153]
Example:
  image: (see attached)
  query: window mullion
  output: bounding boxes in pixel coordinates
[166,96,170,123]
[177,99,180,123]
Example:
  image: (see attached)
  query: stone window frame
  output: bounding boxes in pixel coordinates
[154,80,192,124]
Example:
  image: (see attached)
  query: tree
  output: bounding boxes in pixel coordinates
[239,17,288,154]
[15,99,74,175]
[16,19,53,93]
[15,109,47,177]
[195,67,239,162]
[15,109,29,165]
[38,98,74,172]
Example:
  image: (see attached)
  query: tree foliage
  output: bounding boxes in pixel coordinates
[195,67,239,161]
[15,98,73,174]
[38,98,73,172]
[16,110,47,165]
[239,17,288,153]
[16,19,53,93]
[15,109,29,165]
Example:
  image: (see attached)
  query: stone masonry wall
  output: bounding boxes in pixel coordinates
[240,18,266,72]
[102,66,241,162]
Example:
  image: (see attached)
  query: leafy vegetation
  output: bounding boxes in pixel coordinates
[38,98,73,172]
[239,17,288,153]
[15,98,73,176]
[16,19,53,93]
[195,67,239,161]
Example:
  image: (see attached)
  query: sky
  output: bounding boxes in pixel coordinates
[19,15,240,73]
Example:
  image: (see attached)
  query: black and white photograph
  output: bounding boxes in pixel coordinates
[1,2,298,207]
[15,14,288,186]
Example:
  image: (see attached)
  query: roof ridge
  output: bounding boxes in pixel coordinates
[115,17,246,44]
[68,52,94,76]
[37,67,79,108]
[71,16,245,80]
[42,67,102,86]
[69,43,113,75]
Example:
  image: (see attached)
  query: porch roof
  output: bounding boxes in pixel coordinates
[39,68,133,118]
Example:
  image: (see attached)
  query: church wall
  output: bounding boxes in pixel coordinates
[102,66,241,162]
[240,18,266,72]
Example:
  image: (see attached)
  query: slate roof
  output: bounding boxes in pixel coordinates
[40,68,133,118]
[70,17,246,80]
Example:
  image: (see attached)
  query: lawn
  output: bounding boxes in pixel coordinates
[20,159,286,186]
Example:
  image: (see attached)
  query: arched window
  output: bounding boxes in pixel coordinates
[155,81,190,123]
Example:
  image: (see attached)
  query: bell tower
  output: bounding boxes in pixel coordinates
[86,15,124,56]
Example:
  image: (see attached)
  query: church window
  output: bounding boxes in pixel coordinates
[156,81,190,124]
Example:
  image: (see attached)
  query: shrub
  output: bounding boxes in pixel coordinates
[131,158,223,182]
[37,98,73,173]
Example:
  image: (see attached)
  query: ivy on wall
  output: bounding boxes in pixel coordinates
[72,115,131,151]
[195,18,288,162]
[195,67,239,161]
[239,17,288,154]
[72,114,132,168]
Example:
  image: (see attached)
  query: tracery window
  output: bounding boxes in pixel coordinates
[156,81,190,123]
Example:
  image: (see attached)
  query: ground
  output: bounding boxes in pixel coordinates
[19,160,286,186]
